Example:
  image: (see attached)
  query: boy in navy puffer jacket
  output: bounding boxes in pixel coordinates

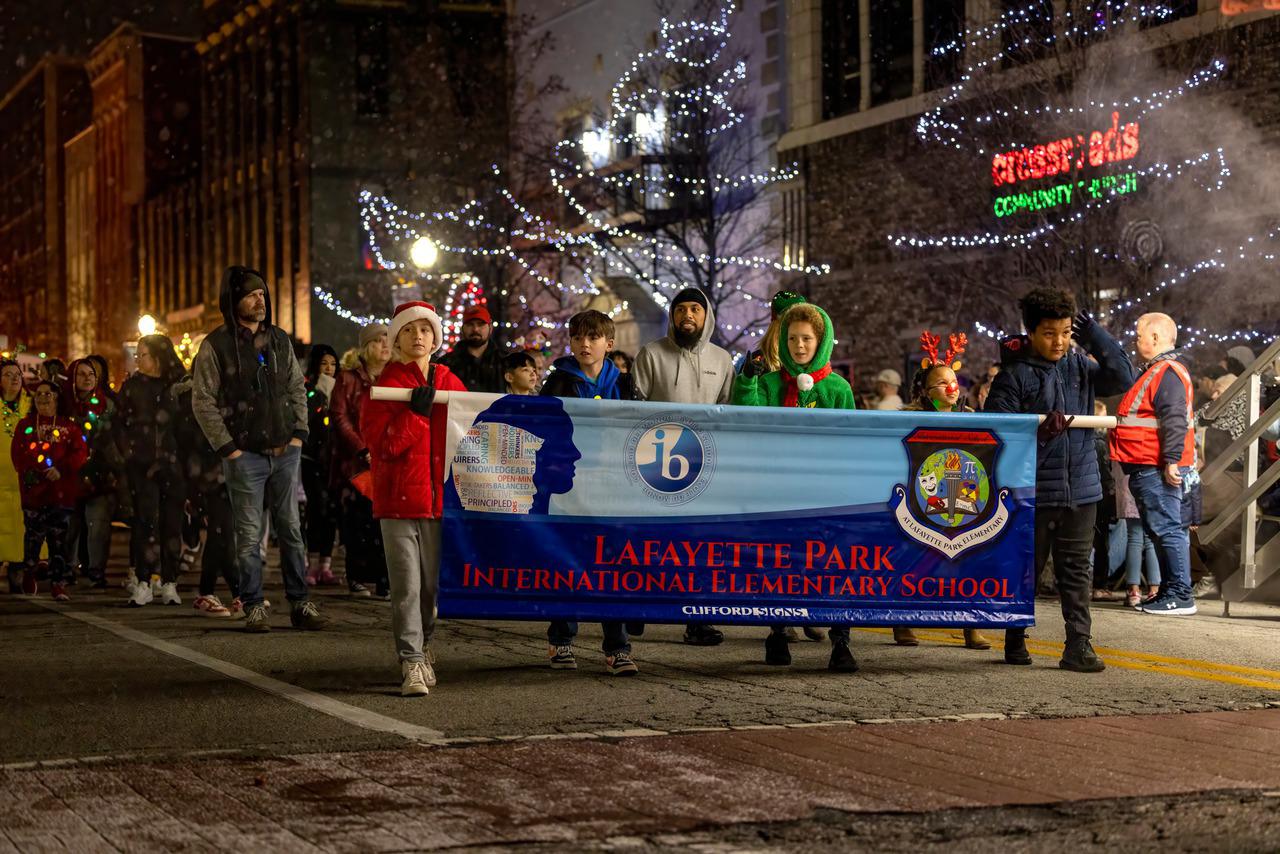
[985,288,1134,673]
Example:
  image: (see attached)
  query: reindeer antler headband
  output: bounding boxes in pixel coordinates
[920,331,968,372]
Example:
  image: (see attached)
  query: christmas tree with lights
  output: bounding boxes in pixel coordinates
[327,1,826,353]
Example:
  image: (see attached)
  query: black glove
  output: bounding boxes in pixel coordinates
[1038,411,1075,444]
[409,383,437,416]
[1071,311,1094,339]
[742,351,766,378]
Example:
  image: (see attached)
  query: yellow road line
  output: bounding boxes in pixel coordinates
[853,627,1280,691]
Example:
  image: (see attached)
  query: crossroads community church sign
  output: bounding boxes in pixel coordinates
[990,112,1142,218]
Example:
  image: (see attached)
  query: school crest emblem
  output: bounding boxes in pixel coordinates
[890,427,1014,559]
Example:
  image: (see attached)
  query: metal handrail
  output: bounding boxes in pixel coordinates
[1200,395,1280,486]
[1198,460,1280,545]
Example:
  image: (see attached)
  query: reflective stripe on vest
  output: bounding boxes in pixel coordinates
[1110,358,1195,466]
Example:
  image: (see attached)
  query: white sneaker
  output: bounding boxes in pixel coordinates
[159,582,181,606]
[123,576,138,598]
[193,595,232,617]
[129,583,153,607]
[422,648,438,687]
[400,661,430,697]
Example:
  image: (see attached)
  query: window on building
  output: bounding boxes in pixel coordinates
[870,0,913,106]
[821,0,861,119]
[355,18,391,117]
[924,0,965,90]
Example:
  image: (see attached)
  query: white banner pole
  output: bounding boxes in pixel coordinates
[368,387,1119,429]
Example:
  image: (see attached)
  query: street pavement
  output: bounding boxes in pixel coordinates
[3,559,1280,850]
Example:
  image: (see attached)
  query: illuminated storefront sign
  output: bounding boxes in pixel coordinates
[991,112,1140,188]
[993,172,1139,218]
[990,112,1141,218]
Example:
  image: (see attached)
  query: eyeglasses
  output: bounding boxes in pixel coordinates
[35,391,57,399]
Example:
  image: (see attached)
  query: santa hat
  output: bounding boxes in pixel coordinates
[389,301,444,355]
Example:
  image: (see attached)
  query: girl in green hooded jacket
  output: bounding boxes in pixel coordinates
[733,302,860,672]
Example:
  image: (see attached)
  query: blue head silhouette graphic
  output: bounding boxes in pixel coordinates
[447,395,581,515]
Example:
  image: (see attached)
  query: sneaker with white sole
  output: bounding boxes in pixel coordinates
[548,644,577,669]
[128,582,153,607]
[400,660,430,696]
[193,595,232,618]
[1142,596,1197,616]
[421,648,438,687]
[1191,576,1219,599]
[605,651,639,676]
[159,582,181,606]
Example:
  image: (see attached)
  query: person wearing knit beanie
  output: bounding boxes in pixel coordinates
[360,323,388,349]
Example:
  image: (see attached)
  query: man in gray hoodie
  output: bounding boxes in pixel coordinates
[633,287,735,646]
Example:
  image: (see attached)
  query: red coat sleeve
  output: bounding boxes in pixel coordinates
[330,370,365,458]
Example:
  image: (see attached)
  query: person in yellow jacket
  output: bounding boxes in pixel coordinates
[1,360,34,590]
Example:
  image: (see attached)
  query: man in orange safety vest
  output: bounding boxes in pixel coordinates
[1109,313,1197,616]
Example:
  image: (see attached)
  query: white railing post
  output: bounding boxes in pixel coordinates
[1241,372,1261,588]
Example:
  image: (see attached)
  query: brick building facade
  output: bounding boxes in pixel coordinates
[0,58,91,358]
[780,2,1280,392]
[181,0,507,352]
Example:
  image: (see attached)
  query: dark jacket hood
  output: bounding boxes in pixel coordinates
[219,266,273,331]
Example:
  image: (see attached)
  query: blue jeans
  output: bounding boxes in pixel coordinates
[222,447,309,608]
[1126,465,1191,600]
[1123,519,1160,588]
[548,621,630,655]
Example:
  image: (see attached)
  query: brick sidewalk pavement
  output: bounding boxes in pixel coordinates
[4,708,1280,851]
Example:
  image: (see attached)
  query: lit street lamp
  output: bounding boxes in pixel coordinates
[410,236,439,270]
[138,314,157,337]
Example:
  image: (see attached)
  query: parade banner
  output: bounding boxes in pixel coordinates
[439,394,1039,627]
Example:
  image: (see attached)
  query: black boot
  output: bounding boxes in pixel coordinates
[828,642,859,673]
[1059,637,1106,673]
[1003,629,1032,665]
[683,624,724,646]
[764,631,791,666]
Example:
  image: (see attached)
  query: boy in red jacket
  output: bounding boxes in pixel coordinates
[362,302,467,697]
[11,381,87,600]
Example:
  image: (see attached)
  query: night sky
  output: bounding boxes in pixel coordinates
[0,0,199,94]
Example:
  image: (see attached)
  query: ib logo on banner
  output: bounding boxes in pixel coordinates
[625,414,716,505]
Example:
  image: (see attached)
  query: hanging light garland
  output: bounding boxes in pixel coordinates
[327,1,813,346]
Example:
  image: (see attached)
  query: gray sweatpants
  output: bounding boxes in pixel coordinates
[379,517,442,663]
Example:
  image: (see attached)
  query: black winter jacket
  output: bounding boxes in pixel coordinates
[984,318,1135,507]
[191,268,308,457]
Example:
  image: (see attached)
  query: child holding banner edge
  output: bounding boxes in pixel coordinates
[984,288,1135,672]
[539,309,639,676]
[892,330,993,652]
[732,302,861,673]
[362,302,467,697]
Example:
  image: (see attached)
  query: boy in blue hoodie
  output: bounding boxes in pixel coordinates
[539,310,637,675]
